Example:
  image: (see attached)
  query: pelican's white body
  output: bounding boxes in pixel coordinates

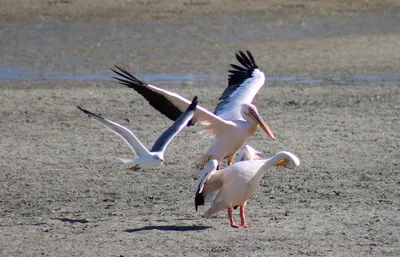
[195,151,300,218]
[200,118,260,165]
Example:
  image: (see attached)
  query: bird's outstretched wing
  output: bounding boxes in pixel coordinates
[111,65,235,135]
[77,107,150,157]
[214,50,265,121]
[150,96,198,153]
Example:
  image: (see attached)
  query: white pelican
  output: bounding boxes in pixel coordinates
[111,50,275,168]
[78,96,198,170]
[199,144,264,209]
[195,151,300,228]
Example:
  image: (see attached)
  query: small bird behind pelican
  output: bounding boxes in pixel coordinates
[195,151,300,228]
[78,96,198,170]
[235,144,263,162]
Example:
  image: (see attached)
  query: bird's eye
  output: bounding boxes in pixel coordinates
[249,107,256,115]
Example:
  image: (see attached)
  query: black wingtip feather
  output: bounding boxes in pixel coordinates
[246,50,256,65]
[186,96,198,126]
[77,106,103,119]
[238,51,252,69]
[227,50,259,86]
[213,50,261,115]
[230,64,247,72]
[77,106,91,115]
[195,192,205,211]
[235,50,258,69]
[188,96,198,110]
[111,65,146,88]
[77,106,85,113]
[111,65,184,122]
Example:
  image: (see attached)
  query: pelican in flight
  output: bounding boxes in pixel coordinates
[78,96,198,170]
[112,50,275,168]
[195,151,300,228]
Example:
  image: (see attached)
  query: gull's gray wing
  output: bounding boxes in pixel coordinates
[150,96,198,153]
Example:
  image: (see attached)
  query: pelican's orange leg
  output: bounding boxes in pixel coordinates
[227,207,239,228]
[239,205,248,228]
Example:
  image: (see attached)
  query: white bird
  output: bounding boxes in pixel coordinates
[235,144,263,162]
[195,151,300,228]
[203,144,264,205]
[111,50,275,168]
[78,96,198,170]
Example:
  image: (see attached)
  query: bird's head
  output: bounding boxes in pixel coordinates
[241,103,276,141]
[153,153,165,164]
[273,151,300,169]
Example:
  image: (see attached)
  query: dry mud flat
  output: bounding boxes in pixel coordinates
[0,82,399,256]
[1,0,400,256]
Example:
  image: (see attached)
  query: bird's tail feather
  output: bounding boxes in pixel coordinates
[119,158,135,164]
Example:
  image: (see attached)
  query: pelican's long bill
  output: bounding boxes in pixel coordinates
[249,108,276,140]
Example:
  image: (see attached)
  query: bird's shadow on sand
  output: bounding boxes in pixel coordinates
[51,217,89,224]
[123,225,212,233]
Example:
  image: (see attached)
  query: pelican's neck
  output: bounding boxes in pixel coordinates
[254,152,290,178]
[248,123,259,135]
[240,116,259,135]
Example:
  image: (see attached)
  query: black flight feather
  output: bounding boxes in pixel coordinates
[214,50,259,115]
[77,106,102,119]
[111,65,184,122]
[195,191,205,211]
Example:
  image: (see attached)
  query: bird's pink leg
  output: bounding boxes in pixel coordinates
[239,205,248,228]
[227,207,239,228]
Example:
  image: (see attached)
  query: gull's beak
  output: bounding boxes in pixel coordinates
[249,108,276,140]
[274,159,288,166]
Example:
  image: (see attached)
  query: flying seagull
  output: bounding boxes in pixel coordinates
[78,96,198,170]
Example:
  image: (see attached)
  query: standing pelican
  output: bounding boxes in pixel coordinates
[78,96,198,170]
[112,50,275,168]
[198,144,264,209]
[195,151,300,228]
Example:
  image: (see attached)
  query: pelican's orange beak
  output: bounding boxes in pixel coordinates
[249,108,276,140]
[274,159,288,166]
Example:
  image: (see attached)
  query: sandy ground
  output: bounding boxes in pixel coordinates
[1,1,400,256]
